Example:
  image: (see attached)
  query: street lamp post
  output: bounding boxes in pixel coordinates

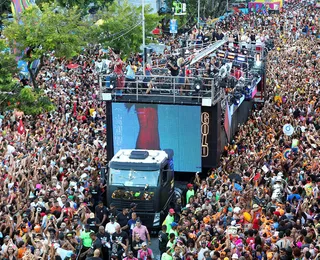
[198,0,200,28]
[142,0,146,75]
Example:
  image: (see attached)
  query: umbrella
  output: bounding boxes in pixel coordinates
[67,63,79,69]
[234,183,242,191]
[229,173,242,183]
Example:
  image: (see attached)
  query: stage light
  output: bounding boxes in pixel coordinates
[227,52,236,60]
[193,78,203,93]
[217,51,225,58]
[109,75,117,89]
[236,54,246,62]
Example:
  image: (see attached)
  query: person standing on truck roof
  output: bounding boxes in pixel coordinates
[163,208,175,233]
[186,184,195,204]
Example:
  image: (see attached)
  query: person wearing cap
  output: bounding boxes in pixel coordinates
[87,212,100,233]
[132,219,151,245]
[168,222,178,239]
[95,201,109,226]
[186,183,194,204]
[163,208,175,233]
[137,242,154,260]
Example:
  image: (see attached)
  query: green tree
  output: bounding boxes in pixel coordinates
[0,40,55,115]
[3,3,90,88]
[0,39,19,111]
[36,0,114,11]
[95,0,160,56]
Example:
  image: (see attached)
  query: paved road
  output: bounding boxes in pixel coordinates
[150,237,160,260]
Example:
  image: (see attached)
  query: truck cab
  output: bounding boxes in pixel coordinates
[106,149,174,228]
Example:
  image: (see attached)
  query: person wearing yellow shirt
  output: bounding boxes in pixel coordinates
[89,108,95,117]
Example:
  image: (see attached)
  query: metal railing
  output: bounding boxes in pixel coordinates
[99,74,222,106]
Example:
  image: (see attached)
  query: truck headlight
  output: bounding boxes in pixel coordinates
[153,212,160,227]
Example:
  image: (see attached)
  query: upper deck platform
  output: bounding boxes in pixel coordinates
[98,39,269,107]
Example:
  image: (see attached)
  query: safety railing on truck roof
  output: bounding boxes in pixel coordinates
[99,74,223,106]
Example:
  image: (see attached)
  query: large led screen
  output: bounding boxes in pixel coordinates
[112,103,201,172]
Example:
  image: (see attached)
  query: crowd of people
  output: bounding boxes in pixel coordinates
[0,0,319,260]
[158,1,320,260]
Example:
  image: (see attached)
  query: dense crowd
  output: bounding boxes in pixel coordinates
[0,0,319,260]
[159,2,320,260]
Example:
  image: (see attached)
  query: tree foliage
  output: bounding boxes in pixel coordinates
[0,39,19,95]
[95,0,161,56]
[0,40,55,115]
[3,3,90,87]
[36,0,113,12]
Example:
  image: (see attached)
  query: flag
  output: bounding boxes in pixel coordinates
[17,119,25,135]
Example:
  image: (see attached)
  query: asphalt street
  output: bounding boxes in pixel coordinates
[150,237,161,260]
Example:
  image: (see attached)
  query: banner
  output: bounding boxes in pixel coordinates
[201,103,222,169]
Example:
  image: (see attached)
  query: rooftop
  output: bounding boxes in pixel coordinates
[110,149,169,165]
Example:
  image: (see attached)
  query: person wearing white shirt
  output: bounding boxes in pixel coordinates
[105,218,120,235]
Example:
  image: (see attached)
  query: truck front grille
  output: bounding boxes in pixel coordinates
[112,200,154,212]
